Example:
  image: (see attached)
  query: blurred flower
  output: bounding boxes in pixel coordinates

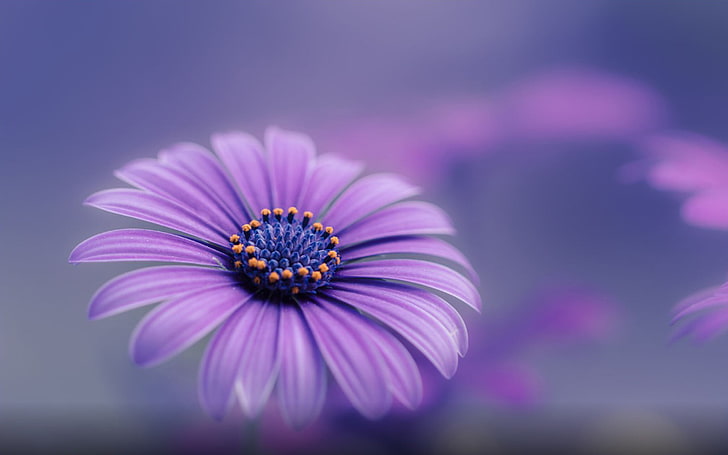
[456,285,619,407]
[319,67,667,183]
[671,284,728,342]
[632,133,728,230]
[69,127,480,428]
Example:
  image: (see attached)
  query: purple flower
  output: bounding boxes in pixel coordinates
[633,133,728,230]
[69,127,480,428]
[671,284,728,342]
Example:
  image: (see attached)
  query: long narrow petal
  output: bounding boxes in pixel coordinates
[339,201,455,246]
[158,143,250,222]
[673,307,728,342]
[322,174,420,231]
[365,321,423,409]
[115,158,239,232]
[200,299,279,420]
[342,236,478,284]
[69,229,230,266]
[298,154,364,218]
[234,300,281,418]
[328,285,459,377]
[332,280,468,356]
[301,298,392,418]
[276,303,327,429]
[211,132,272,214]
[88,266,234,319]
[266,127,316,208]
[671,286,727,323]
[130,285,251,367]
[85,189,226,244]
[338,259,481,312]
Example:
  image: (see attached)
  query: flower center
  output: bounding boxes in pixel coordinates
[229,207,341,296]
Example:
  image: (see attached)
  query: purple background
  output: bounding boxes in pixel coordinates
[3,1,728,453]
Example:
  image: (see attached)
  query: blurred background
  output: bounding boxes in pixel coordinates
[3,1,728,453]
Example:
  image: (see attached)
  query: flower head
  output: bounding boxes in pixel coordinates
[69,127,480,428]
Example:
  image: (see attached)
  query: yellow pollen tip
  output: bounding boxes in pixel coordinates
[242,224,251,232]
[234,261,242,268]
[232,244,244,254]
[245,245,256,254]
[268,272,280,283]
[256,260,267,270]
[298,267,309,276]
[312,222,323,231]
[336,257,341,264]
[260,208,271,216]
[250,220,261,229]
[329,236,339,245]
[273,208,284,216]
[291,286,300,294]
[303,211,313,218]
[248,258,258,268]
[282,269,293,279]
[229,234,240,243]
[318,263,329,273]
[325,226,334,234]
[253,277,261,285]
[288,206,298,215]
[311,271,322,281]
[327,251,338,259]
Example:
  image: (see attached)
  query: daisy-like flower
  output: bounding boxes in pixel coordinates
[69,127,480,428]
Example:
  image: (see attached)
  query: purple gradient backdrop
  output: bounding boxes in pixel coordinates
[3,1,728,453]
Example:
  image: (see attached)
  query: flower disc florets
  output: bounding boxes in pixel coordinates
[230,207,341,296]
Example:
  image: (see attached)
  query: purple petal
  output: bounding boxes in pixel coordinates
[672,286,726,322]
[211,132,273,215]
[342,236,478,284]
[88,266,233,319]
[366,321,422,409]
[333,279,468,356]
[130,285,251,367]
[266,127,316,209]
[234,300,281,418]
[338,259,481,312]
[301,298,392,418]
[114,158,240,233]
[339,201,455,246]
[673,307,728,342]
[69,229,230,266]
[328,284,459,378]
[158,142,250,222]
[200,299,279,420]
[276,303,327,429]
[297,154,364,218]
[682,190,728,231]
[322,174,420,232]
[85,189,226,244]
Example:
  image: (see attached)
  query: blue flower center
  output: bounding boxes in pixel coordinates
[229,207,341,296]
